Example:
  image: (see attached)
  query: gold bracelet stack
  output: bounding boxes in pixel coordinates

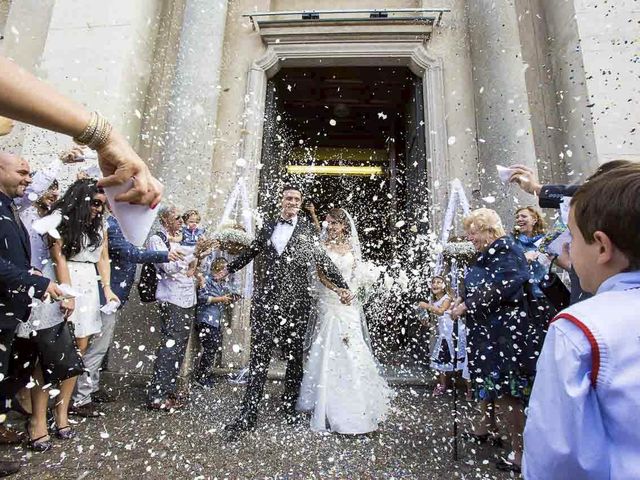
[73,111,113,150]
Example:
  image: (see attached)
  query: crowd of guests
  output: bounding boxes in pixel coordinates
[0,53,639,477]
[0,145,245,461]
[413,160,640,478]
[0,142,639,480]
[0,54,164,476]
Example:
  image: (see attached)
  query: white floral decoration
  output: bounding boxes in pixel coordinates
[443,241,476,258]
[212,228,253,247]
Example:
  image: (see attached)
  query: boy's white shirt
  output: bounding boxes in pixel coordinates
[523,271,640,480]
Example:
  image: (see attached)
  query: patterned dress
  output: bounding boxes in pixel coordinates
[464,236,537,401]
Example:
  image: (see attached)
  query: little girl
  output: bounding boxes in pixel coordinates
[418,276,468,396]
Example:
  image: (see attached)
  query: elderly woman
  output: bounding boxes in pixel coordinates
[451,208,533,474]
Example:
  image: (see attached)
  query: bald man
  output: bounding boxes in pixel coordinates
[0,152,64,476]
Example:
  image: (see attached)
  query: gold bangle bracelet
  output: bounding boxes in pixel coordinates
[73,111,112,150]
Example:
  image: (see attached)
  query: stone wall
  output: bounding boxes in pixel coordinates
[573,0,640,165]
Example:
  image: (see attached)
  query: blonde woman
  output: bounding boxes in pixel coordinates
[450,208,534,474]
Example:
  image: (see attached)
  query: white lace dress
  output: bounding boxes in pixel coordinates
[296,249,393,434]
[67,232,104,338]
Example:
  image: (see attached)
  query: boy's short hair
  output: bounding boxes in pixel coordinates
[571,163,640,269]
[211,257,228,272]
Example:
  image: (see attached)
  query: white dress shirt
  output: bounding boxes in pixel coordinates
[523,271,640,480]
[148,230,196,308]
[270,215,298,256]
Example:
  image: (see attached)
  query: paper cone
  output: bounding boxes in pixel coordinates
[104,179,158,246]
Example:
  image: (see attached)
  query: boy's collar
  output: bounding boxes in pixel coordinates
[596,271,640,295]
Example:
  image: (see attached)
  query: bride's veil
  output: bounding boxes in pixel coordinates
[304,208,375,353]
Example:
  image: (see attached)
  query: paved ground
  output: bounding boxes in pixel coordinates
[3,376,513,479]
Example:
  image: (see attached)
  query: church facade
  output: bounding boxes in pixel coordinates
[1,0,637,373]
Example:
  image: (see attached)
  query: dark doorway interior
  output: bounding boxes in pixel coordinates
[258,66,431,376]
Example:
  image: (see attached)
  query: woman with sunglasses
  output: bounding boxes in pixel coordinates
[52,178,119,419]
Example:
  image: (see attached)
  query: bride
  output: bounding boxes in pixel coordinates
[296,208,393,434]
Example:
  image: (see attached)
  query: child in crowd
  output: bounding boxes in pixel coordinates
[180,209,206,247]
[523,164,640,479]
[193,258,239,388]
[418,276,469,397]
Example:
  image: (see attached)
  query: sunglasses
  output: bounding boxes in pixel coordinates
[91,199,105,208]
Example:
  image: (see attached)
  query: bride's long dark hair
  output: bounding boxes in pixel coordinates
[52,178,105,258]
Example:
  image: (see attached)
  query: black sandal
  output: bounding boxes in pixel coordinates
[25,422,52,452]
[467,432,489,444]
[53,425,76,440]
[496,458,521,473]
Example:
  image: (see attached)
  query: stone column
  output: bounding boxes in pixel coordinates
[466,0,539,219]
[0,0,55,152]
[155,0,229,213]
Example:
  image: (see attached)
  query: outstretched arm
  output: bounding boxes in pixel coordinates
[108,221,169,265]
[0,56,162,207]
[226,227,268,274]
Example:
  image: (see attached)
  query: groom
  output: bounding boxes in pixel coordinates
[217,185,352,439]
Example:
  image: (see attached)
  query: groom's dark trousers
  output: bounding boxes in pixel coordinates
[245,286,312,415]
[227,216,348,419]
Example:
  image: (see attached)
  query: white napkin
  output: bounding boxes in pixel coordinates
[100,299,121,314]
[31,210,62,239]
[104,179,158,247]
[559,196,571,225]
[496,165,515,185]
[547,229,572,257]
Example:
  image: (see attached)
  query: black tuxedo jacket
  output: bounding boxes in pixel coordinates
[227,216,349,304]
[0,192,49,329]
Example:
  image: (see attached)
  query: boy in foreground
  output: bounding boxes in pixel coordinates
[523,164,640,479]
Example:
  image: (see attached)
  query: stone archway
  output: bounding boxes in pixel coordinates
[223,29,450,369]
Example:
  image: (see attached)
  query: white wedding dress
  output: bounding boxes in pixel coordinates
[296,248,393,434]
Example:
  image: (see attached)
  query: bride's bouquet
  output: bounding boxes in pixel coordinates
[351,260,385,304]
